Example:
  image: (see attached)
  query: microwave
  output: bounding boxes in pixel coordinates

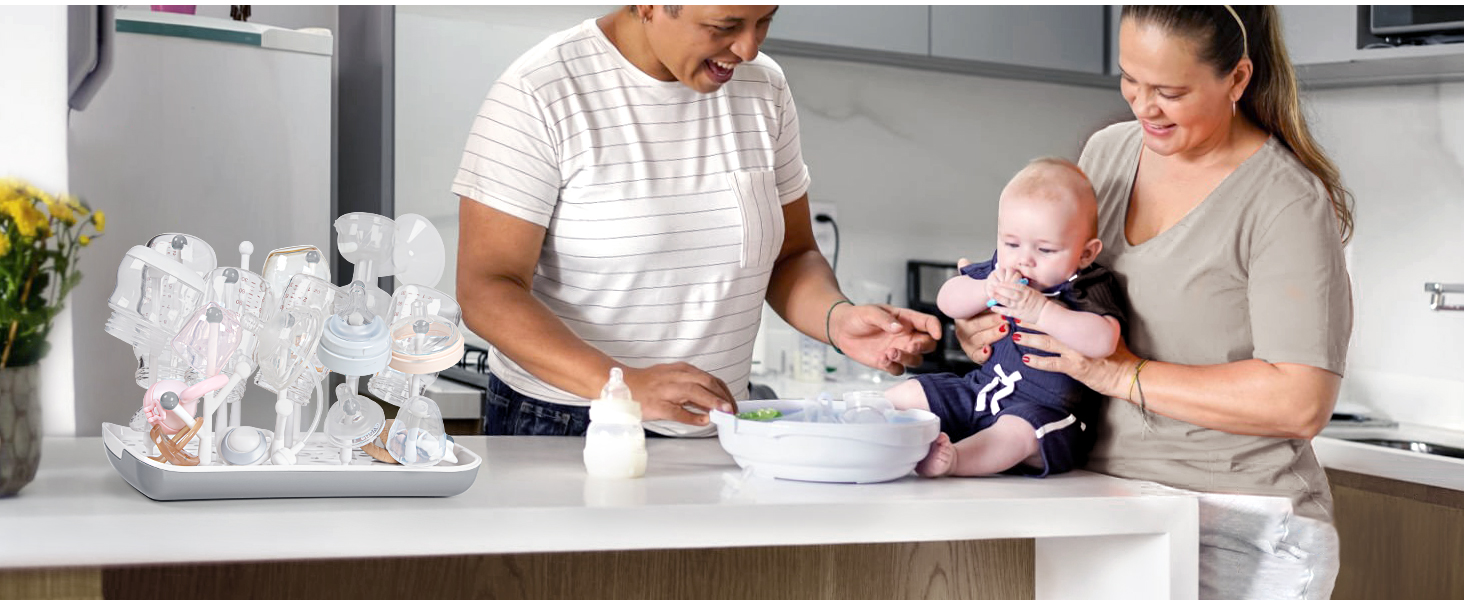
[1371,6,1464,37]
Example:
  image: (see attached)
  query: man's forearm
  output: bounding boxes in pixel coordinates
[460,277,617,399]
[765,248,844,343]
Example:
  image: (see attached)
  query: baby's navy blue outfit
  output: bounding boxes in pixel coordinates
[917,256,1127,477]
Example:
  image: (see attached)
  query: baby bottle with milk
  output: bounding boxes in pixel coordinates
[583,368,647,478]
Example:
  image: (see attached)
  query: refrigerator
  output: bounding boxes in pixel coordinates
[68,9,332,435]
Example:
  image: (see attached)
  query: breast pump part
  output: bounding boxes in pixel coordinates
[368,286,460,406]
[277,273,339,404]
[143,380,192,434]
[325,383,386,450]
[147,233,217,279]
[840,391,895,424]
[584,367,647,479]
[252,306,324,394]
[335,212,396,276]
[386,396,449,467]
[261,246,331,307]
[387,316,464,375]
[204,266,274,335]
[317,282,392,376]
[391,214,445,288]
[203,266,273,404]
[107,246,210,390]
[170,303,243,378]
[218,426,270,466]
[105,246,208,383]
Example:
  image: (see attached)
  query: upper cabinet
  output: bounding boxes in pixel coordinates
[1279,5,1357,66]
[765,5,1464,90]
[767,6,928,57]
[929,6,1107,75]
[763,5,1115,89]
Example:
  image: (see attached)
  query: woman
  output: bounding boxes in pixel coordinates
[454,6,939,437]
[957,7,1352,598]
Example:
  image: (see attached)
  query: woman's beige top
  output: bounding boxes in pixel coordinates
[1077,121,1352,522]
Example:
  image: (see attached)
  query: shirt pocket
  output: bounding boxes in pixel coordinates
[727,168,784,270]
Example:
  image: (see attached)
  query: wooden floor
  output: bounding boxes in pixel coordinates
[3,540,1035,600]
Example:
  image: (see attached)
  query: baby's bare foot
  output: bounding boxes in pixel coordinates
[915,433,957,478]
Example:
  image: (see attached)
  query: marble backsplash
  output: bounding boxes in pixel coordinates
[1308,82,1464,429]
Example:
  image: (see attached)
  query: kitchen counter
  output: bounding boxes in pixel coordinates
[1316,421,1464,495]
[3,436,1198,600]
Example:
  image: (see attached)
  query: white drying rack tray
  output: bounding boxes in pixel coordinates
[102,422,482,501]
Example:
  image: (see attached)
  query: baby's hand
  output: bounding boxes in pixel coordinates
[983,265,1029,308]
[987,278,1050,325]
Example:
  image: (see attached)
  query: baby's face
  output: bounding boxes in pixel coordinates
[995,193,1095,290]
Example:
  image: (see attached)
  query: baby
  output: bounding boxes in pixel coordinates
[886,157,1126,478]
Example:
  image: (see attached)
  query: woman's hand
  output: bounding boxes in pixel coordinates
[1014,324,1142,400]
[953,312,1006,365]
[831,303,940,375]
[620,363,737,426]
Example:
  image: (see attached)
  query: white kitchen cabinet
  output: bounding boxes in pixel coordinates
[931,6,1107,74]
[767,5,928,56]
[1108,6,1358,72]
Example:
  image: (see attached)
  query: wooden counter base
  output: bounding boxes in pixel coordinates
[5,540,1034,600]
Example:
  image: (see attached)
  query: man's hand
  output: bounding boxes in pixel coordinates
[620,363,737,426]
[831,303,941,375]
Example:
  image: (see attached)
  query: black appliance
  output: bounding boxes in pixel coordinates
[1371,6,1464,37]
[906,260,979,376]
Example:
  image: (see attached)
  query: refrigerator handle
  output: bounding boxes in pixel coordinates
[68,5,114,112]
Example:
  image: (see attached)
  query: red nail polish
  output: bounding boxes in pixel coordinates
[999,325,1007,333]
[1012,334,1022,341]
[1015,319,1021,324]
[1023,356,1030,363]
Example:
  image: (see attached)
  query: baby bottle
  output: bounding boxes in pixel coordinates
[583,368,647,478]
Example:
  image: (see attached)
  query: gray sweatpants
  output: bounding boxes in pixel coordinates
[1198,494,1340,600]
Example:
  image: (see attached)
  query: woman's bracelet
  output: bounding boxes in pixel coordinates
[825,299,853,355]
[1127,359,1151,405]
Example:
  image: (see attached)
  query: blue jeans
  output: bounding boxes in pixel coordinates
[482,374,591,436]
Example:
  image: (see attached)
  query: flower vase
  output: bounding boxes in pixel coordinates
[0,364,41,497]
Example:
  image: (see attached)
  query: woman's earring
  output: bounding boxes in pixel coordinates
[1232,102,1237,117]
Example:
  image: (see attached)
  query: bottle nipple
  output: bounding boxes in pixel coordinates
[600,368,633,403]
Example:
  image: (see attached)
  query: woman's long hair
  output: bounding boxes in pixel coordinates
[1123,6,1354,243]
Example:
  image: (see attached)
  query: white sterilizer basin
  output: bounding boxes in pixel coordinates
[709,398,940,484]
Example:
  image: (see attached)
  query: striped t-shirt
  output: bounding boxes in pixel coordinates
[452,18,811,436]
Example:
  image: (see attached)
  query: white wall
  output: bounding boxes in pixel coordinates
[395,6,610,349]
[784,58,1129,303]
[0,7,75,436]
[1308,83,1464,428]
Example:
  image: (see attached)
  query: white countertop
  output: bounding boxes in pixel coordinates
[1316,422,1464,493]
[3,436,1198,599]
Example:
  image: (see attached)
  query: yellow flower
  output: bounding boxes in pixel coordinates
[0,234,10,258]
[63,195,89,217]
[7,201,46,239]
[79,235,90,247]
[92,210,105,233]
[44,195,75,226]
